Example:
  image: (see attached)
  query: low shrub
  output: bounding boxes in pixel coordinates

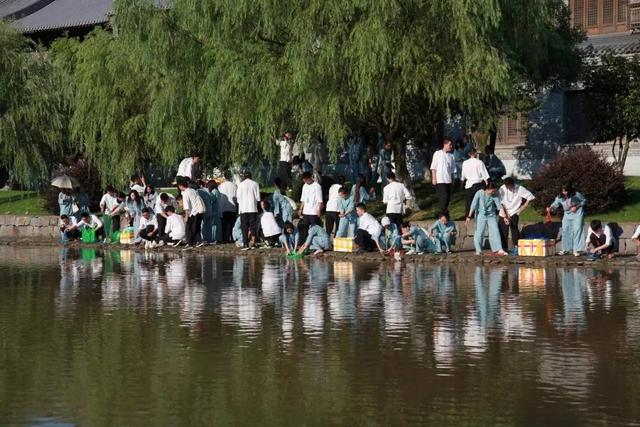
[529,147,626,214]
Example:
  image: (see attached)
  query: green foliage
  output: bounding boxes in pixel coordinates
[583,53,640,170]
[0,21,65,187]
[529,147,626,215]
[45,0,581,186]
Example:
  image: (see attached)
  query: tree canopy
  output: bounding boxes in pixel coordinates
[0,22,65,186]
[1,0,583,187]
[583,53,640,172]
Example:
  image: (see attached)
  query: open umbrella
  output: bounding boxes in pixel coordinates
[51,175,80,189]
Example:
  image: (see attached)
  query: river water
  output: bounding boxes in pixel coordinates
[1,246,640,426]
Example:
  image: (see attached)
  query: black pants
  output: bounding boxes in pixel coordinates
[278,161,292,189]
[63,228,81,240]
[221,211,237,243]
[112,215,121,232]
[240,212,259,247]
[435,183,452,214]
[465,182,485,217]
[158,234,181,245]
[325,211,339,235]
[300,214,321,244]
[156,214,167,237]
[354,229,377,252]
[185,213,203,246]
[498,214,520,250]
[387,213,403,230]
[139,225,157,241]
[590,234,614,254]
[264,234,280,246]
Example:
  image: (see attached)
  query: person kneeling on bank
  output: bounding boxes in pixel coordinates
[158,206,186,247]
[400,222,435,255]
[260,199,282,247]
[586,220,615,260]
[381,216,402,255]
[138,207,159,248]
[280,222,300,254]
[78,212,104,241]
[429,211,457,253]
[296,224,331,256]
[354,203,384,253]
[59,214,80,241]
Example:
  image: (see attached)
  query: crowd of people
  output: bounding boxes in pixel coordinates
[55,135,622,261]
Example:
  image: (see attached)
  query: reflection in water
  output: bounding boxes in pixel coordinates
[1,246,640,425]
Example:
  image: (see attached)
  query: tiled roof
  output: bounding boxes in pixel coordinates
[580,32,640,56]
[0,0,111,34]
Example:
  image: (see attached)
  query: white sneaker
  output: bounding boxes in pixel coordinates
[406,250,416,255]
[144,241,150,249]
[172,239,184,247]
[313,249,324,256]
[573,251,581,257]
[196,242,206,248]
[156,240,165,247]
[416,252,424,256]
[394,252,402,261]
[557,251,567,256]
[150,241,157,249]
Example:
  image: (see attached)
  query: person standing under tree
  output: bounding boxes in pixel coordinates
[176,154,201,182]
[347,134,364,184]
[236,170,261,250]
[484,146,506,182]
[218,171,238,243]
[276,132,295,189]
[178,178,206,249]
[466,181,507,256]
[298,171,323,243]
[325,176,345,236]
[430,138,456,214]
[382,172,411,230]
[498,177,535,253]
[461,147,489,218]
[547,184,586,257]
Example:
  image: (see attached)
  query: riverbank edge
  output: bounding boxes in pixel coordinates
[2,239,640,268]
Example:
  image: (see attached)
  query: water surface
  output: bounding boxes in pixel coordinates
[1,246,640,426]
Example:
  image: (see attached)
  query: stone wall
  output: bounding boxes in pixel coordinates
[0,215,60,241]
[0,215,638,255]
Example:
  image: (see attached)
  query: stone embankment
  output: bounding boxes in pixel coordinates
[1,215,639,267]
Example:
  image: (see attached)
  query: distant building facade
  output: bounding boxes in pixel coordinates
[450,0,640,178]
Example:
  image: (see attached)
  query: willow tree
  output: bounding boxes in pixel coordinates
[0,21,65,186]
[58,0,580,187]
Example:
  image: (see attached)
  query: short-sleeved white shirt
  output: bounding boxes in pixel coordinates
[301,181,323,216]
[498,184,535,217]
[430,150,456,184]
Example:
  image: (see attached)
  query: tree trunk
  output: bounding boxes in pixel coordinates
[615,135,630,173]
[488,124,497,152]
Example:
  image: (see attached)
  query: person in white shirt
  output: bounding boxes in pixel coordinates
[78,212,104,241]
[325,176,345,236]
[461,147,489,217]
[586,220,615,259]
[382,172,412,230]
[159,206,186,245]
[154,192,176,237]
[178,180,206,248]
[138,207,159,247]
[430,138,456,214]
[299,171,324,243]
[59,214,80,241]
[354,203,384,253]
[236,171,261,249]
[498,177,535,251]
[218,171,238,243]
[129,175,146,195]
[259,199,282,246]
[277,132,295,189]
[99,186,123,232]
[176,155,201,182]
